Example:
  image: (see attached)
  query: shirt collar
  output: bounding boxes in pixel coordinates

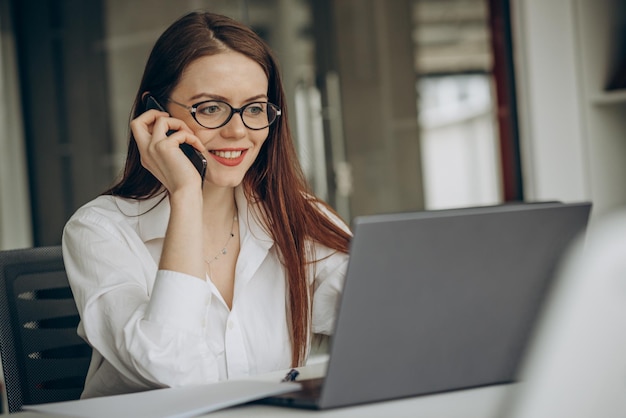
[136,193,171,242]
[131,186,274,250]
[234,186,274,251]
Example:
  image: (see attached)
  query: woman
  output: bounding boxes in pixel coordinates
[62,11,351,398]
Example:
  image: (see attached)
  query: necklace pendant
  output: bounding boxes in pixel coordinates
[204,211,236,266]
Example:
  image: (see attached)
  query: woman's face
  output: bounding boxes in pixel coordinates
[168,51,270,190]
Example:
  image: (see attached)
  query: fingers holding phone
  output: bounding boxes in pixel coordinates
[131,95,207,191]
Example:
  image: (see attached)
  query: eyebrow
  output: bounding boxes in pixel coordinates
[188,93,269,103]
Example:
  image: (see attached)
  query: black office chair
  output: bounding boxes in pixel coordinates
[0,245,91,413]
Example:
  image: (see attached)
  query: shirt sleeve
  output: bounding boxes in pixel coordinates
[62,206,220,390]
[310,247,349,335]
[308,202,351,335]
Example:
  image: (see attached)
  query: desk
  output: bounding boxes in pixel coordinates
[11,361,513,418]
[204,384,512,418]
[10,384,511,418]
[203,360,512,417]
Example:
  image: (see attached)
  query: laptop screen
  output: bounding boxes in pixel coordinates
[318,202,591,409]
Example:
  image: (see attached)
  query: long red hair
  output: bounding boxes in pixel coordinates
[104,11,351,366]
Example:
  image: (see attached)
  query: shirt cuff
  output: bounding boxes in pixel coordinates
[144,269,211,334]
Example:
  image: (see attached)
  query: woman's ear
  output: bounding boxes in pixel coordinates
[140,91,151,106]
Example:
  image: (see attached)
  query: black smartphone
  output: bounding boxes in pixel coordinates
[144,95,207,181]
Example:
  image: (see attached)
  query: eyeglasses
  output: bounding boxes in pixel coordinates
[167,98,281,130]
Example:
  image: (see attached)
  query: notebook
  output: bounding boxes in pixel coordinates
[260,201,592,410]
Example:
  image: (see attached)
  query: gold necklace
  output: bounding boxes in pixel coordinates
[204,213,238,266]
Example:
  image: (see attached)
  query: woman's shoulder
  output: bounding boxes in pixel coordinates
[306,195,351,235]
[67,194,168,226]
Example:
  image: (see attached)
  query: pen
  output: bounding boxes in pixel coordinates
[281,368,300,382]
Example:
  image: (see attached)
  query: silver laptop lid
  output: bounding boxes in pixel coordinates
[318,202,591,409]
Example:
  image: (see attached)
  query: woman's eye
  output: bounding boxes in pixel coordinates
[199,103,224,115]
[245,104,265,116]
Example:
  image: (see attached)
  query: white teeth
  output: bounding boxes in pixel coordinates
[212,150,243,159]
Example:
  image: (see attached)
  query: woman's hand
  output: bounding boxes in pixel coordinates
[131,109,206,279]
[130,109,206,193]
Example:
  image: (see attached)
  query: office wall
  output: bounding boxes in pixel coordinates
[314,0,425,219]
[512,0,626,222]
[0,0,32,250]
[511,0,589,204]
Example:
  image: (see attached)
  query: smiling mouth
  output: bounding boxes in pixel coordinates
[210,150,243,159]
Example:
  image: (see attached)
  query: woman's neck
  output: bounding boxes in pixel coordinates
[201,185,237,228]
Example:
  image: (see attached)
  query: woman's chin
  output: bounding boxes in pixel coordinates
[203,176,245,190]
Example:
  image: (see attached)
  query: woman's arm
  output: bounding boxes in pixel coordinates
[310,247,349,336]
[130,108,207,281]
[62,207,219,390]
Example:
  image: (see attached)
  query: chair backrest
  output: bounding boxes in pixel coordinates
[0,246,91,413]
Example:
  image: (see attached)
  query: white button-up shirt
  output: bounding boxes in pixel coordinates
[62,186,349,398]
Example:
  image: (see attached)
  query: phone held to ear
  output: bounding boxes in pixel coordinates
[144,95,207,181]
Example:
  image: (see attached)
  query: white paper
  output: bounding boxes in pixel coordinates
[23,380,301,418]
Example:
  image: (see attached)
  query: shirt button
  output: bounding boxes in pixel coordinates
[227,320,235,330]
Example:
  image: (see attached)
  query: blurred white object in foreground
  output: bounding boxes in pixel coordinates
[506,210,626,418]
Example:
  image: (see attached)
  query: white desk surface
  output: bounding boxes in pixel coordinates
[204,384,511,418]
[8,360,513,418]
[9,385,510,418]
[203,359,512,418]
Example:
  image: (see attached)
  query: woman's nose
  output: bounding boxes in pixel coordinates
[220,112,247,139]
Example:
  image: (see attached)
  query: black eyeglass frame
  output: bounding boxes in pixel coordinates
[167,98,282,130]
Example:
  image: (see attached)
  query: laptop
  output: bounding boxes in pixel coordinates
[260,201,592,410]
